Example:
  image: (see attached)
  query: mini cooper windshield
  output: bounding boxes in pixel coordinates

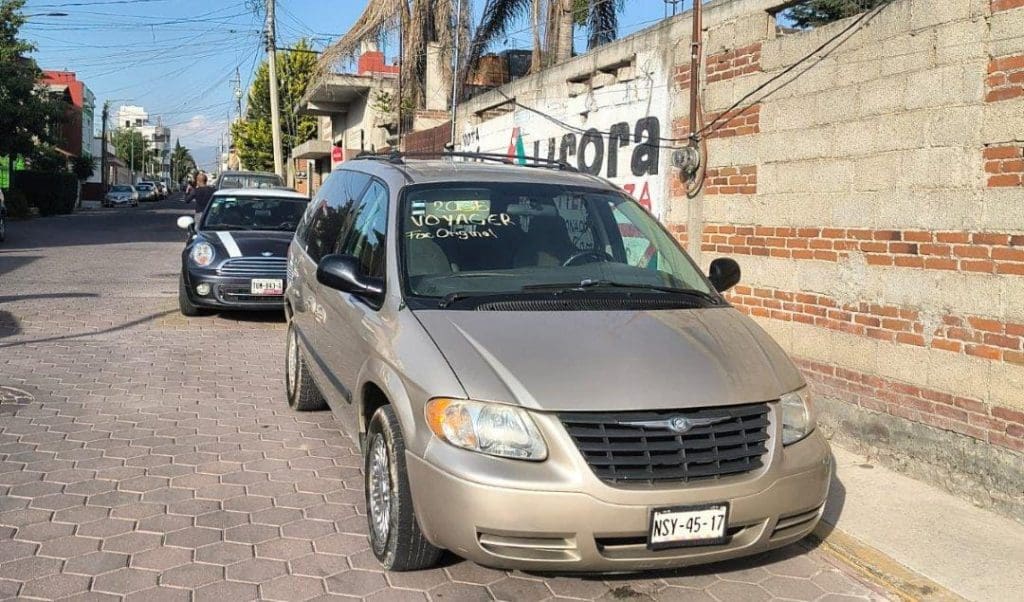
[400,182,717,306]
[202,195,307,232]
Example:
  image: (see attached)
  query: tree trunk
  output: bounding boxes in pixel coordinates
[530,0,543,73]
[554,0,574,64]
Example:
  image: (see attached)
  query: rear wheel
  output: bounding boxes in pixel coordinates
[178,274,206,317]
[365,405,442,571]
[285,323,327,411]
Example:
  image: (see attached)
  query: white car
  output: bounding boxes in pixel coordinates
[104,185,139,207]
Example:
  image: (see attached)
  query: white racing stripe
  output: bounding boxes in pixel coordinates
[216,231,243,258]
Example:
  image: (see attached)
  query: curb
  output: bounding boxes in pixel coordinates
[811,522,966,602]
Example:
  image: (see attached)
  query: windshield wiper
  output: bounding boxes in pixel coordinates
[438,292,484,308]
[522,280,721,304]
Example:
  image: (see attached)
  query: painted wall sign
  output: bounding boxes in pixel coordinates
[458,52,672,217]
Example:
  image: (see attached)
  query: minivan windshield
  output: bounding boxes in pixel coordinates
[202,195,307,232]
[400,182,716,304]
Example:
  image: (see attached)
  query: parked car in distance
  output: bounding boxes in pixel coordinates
[176,188,310,316]
[283,156,829,573]
[215,170,286,190]
[103,185,139,208]
[135,182,158,202]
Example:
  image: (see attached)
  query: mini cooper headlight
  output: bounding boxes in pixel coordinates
[425,398,547,461]
[780,386,815,445]
[190,242,215,267]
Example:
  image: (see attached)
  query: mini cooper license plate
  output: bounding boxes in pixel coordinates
[251,278,283,296]
[648,503,730,550]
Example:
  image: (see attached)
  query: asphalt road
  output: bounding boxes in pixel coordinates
[0,198,888,601]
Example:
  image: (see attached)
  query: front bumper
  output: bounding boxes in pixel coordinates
[182,268,286,310]
[406,429,831,571]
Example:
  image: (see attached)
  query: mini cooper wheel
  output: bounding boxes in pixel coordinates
[178,275,207,317]
[365,405,442,571]
[285,323,327,411]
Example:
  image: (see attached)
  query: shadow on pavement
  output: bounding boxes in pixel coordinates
[0,292,99,304]
[0,308,175,349]
[216,310,287,324]
[0,310,21,339]
[0,198,192,251]
[0,255,41,278]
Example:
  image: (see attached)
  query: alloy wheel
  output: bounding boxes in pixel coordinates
[368,435,391,544]
[286,329,298,398]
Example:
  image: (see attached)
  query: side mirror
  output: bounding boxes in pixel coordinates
[317,254,384,302]
[177,215,195,231]
[709,257,741,292]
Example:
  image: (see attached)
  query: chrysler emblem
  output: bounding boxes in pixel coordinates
[617,415,730,434]
[261,251,274,257]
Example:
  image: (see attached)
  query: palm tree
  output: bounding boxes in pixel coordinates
[318,0,464,116]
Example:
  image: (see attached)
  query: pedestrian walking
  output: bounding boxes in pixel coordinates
[184,172,215,213]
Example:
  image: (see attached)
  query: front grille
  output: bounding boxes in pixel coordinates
[217,256,287,278]
[559,403,770,484]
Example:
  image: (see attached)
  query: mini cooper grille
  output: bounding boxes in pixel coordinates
[217,256,287,278]
[474,298,702,311]
[559,403,770,484]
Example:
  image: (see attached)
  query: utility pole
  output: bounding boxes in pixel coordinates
[449,0,463,149]
[100,101,109,190]
[266,0,285,178]
[232,66,243,119]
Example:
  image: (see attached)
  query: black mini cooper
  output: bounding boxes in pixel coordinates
[177,188,309,315]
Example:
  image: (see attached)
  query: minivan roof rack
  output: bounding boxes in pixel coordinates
[352,150,578,172]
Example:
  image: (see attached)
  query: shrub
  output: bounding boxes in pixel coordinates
[12,170,78,216]
[4,189,31,219]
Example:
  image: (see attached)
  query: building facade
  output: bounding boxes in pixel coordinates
[40,70,93,158]
[115,105,172,182]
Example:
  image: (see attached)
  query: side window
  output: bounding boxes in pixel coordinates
[337,180,388,279]
[304,170,371,263]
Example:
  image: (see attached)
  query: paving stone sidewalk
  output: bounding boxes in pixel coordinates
[0,201,889,601]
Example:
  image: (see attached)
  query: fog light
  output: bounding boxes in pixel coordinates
[195,283,211,296]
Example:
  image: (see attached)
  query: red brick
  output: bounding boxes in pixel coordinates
[996,263,1024,275]
[903,231,933,242]
[961,260,996,273]
[992,406,1024,425]
[988,174,1022,187]
[966,344,1002,360]
[931,338,962,353]
[1004,350,1024,366]
[896,333,925,346]
[982,145,1022,160]
[984,333,1020,349]
[953,245,990,259]
[992,247,1024,262]
[967,316,1003,332]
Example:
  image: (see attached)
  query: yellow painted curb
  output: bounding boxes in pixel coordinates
[811,522,966,602]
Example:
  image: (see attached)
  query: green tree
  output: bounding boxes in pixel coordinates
[785,0,887,28]
[71,154,95,181]
[232,39,318,172]
[110,128,151,173]
[170,139,196,184]
[0,0,64,159]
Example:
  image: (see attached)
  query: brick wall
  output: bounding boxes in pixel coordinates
[670,0,1024,468]
[986,54,1024,102]
[984,144,1024,187]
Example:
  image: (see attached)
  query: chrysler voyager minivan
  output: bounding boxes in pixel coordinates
[283,154,830,572]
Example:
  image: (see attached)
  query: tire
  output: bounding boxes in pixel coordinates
[0,216,5,242]
[365,405,443,571]
[285,323,327,411]
[178,274,206,317]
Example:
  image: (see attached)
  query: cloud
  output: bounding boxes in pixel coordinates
[172,114,229,149]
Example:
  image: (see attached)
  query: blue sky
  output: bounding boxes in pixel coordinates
[22,0,685,169]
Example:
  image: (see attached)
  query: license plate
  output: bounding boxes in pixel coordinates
[647,503,730,550]
[251,278,283,296]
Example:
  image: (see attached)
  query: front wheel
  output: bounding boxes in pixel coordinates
[178,274,206,317]
[365,405,442,571]
[285,323,327,411]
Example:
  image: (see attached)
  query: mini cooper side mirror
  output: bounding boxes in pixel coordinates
[176,215,195,231]
[317,254,385,302]
[709,257,741,292]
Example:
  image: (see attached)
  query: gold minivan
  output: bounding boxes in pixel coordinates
[284,155,830,571]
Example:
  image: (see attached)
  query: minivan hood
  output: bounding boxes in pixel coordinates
[414,308,803,412]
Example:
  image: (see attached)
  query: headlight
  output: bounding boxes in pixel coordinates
[425,398,547,461]
[780,387,815,445]
[190,242,215,267]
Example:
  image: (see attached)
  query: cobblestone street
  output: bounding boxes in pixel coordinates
[0,201,888,601]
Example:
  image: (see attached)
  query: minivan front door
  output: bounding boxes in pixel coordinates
[318,180,389,418]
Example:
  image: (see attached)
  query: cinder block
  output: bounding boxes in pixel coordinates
[990,8,1024,58]
[909,0,973,31]
[982,101,1024,142]
[856,76,906,116]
